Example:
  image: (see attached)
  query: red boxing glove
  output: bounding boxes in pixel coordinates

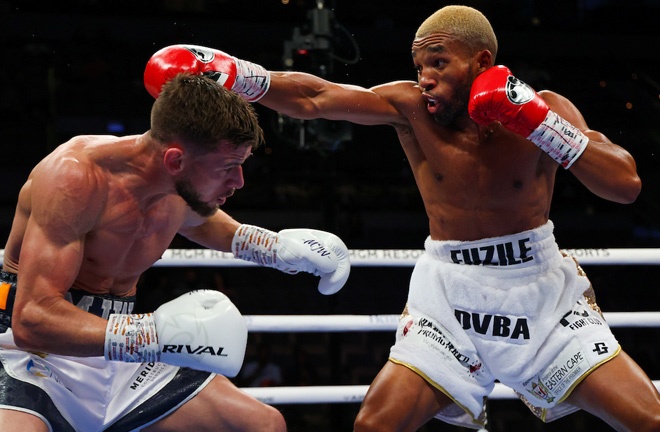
[144,44,270,102]
[468,65,548,136]
[469,66,588,169]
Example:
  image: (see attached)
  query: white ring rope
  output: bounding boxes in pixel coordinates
[1,248,660,267]
[156,248,660,267]
[244,312,660,332]
[241,381,660,405]
[1,247,657,405]
[240,381,660,404]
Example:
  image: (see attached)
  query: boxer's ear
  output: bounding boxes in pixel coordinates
[163,146,185,174]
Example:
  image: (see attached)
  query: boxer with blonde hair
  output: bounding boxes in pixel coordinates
[145,5,659,431]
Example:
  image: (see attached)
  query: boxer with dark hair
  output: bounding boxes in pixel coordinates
[0,73,350,431]
[145,5,659,432]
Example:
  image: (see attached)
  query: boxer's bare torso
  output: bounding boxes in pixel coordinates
[376,80,556,241]
[263,35,637,242]
[3,135,188,296]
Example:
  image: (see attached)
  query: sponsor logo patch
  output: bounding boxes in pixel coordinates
[559,300,604,331]
[404,316,484,377]
[523,340,586,404]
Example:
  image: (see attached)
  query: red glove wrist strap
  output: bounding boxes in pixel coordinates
[232,59,271,102]
[527,110,589,169]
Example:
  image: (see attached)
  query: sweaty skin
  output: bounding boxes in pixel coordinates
[261,33,640,243]
[256,32,653,432]
[3,133,249,356]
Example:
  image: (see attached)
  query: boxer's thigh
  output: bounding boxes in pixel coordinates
[0,409,49,432]
[567,350,660,432]
[144,374,286,432]
[355,360,456,432]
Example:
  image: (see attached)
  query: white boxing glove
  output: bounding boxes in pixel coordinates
[232,224,350,295]
[104,290,247,377]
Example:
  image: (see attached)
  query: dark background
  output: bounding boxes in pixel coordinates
[1,1,659,431]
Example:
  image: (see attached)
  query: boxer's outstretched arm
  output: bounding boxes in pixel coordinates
[144,44,405,126]
[261,71,404,126]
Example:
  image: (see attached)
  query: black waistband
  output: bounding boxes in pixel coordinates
[0,270,17,283]
[0,271,17,332]
[0,272,136,332]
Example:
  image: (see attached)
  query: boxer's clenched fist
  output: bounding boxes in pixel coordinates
[469,66,588,169]
[105,290,247,377]
[232,224,350,295]
[144,44,270,102]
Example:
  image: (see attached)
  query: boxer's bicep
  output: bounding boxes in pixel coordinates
[19,162,102,300]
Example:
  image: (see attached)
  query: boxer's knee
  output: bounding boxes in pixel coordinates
[635,409,660,432]
[256,404,287,432]
[354,406,388,432]
[0,409,49,432]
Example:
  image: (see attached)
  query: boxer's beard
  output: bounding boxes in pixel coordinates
[433,72,473,126]
[176,179,217,217]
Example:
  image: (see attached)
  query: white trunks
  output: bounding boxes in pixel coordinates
[0,272,215,432]
[389,221,619,429]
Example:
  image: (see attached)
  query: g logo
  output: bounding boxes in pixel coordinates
[505,76,535,105]
[184,45,216,63]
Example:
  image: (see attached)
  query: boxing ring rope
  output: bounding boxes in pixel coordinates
[242,312,660,332]
[151,247,660,404]
[150,247,660,267]
[1,248,659,403]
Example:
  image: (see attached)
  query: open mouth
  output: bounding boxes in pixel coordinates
[423,95,439,114]
[426,99,439,114]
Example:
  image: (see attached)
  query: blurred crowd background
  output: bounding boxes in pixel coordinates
[1,1,659,430]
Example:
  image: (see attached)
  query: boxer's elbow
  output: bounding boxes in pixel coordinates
[617,173,642,204]
[12,303,50,351]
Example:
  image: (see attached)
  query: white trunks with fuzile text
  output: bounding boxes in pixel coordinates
[389,221,619,429]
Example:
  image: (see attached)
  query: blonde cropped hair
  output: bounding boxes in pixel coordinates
[415,5,498,60]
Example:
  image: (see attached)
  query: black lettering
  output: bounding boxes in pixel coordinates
[496,243,507,266]
[450,250,462,264]
[454,309,471,329]
[504,242,522,265]
[492,315,511,337]
[303,239,331,256]
[197,346,216,355]
[469,248,483,265]
[518,238,533,262]
[461,249,473,265]
[162,345,177,353]
[185,345,202,354]
[511,318,530,339]
[560,311,572,327]
[471,313,492,335]
[481,245,495,265]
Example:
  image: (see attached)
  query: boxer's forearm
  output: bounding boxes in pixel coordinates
[260,71,345,119]
[12,297,107,356]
